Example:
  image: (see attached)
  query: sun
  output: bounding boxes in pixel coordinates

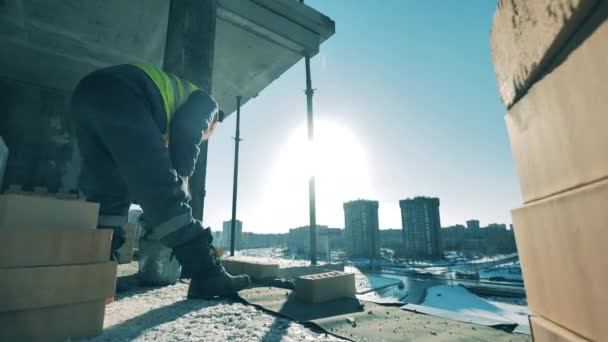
[258,119,374,231]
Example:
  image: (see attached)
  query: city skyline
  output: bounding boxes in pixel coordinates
[203,1,520,234]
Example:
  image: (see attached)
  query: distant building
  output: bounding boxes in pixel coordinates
[399,197,443,259]
[288,225,330,256]
[466,219,480,230]
[326,228,346,250]
[441,221,517,256]
[221,220,243,250]
[240,232,288,249]
[485,223,507,232]
[379,229,402,248]
[343,200,380,258]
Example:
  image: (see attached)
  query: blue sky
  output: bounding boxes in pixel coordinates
[203,1,521,233]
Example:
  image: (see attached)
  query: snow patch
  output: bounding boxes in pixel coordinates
[79,283,343,341]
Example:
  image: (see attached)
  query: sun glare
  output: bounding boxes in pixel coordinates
[258,120,374,231]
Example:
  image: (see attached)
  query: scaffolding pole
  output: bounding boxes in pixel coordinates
[301,0,317,266]
[304,54,317,265]
[230,96,242,256]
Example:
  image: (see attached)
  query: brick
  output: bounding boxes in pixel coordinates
[0,300,106,342]
[0,229,112,268]
[490,0,597,107]
[505,3,608,203]
[0,193,99,230]
[530,316,590,342]
[512,179,608,341]
[117,223,137,264]
[220,257,279,280]
[295,271,355,304]
[0,262,117,312]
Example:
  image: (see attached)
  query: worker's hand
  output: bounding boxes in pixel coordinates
[202,110,220,141]
[170,91,218,177]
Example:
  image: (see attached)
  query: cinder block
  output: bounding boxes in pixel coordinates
[117,223,137,264]
[0,229,112,268]
[295,271,355,304]
[0,262,117,312]
[512,179,608,341]
[530,316,590,342]
[220,257,279,281]
[490,0,597,107]
[0,193,99,230]
[0,300,106,342]
[138,238,181,285]
[220,258,244,275]
[506,3,608,203]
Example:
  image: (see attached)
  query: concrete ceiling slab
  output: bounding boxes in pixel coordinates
[0,0,335,116]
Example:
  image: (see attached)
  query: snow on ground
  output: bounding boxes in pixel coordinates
[468,253,518,264]
[354,274,402,294]
[234,249,330,268]
[345,266,403,295]
[421,266,449,275]
[80,283,344,342]
[486,300,531,328]
[421,285,530,330]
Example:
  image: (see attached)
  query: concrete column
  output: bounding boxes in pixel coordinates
[163,0,217,221]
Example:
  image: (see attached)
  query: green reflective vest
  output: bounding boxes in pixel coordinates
[133,64,200,143]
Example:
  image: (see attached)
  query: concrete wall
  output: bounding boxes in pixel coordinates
[0,0,169,191]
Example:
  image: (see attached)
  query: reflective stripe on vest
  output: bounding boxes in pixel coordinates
[133,64,200,133]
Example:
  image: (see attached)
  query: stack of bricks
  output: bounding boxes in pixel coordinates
[0,186,116,341]
[491,1,607,341]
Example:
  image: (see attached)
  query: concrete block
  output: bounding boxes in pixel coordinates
[506,3,608,203]
[0,262,117,312]
[490,0,597,107]
[220,257,279,280]
[0,193,99,230]
[0,229,112,268]
[138,238,181,285]
[295,271,355,304]
[0,300,106,342]
[277,262,344,279]
[512,179,608,341]
[530,316,590,342]
[117,223,137,264]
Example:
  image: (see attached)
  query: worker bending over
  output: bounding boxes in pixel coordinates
[70,64,250,299]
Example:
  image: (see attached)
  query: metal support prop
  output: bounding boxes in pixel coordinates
[299,0,317,265]
[230,96,242,256]
[305,55,317,265]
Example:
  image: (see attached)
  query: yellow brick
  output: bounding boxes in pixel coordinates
[506,3,608,202]
[512,179,608,341]
[295,271,355,304]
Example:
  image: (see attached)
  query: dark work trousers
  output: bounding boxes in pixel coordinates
[70,70,203,250]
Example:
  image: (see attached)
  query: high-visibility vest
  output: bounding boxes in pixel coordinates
[133,64,200,143]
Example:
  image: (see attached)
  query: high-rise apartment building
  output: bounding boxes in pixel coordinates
[399,197,443,259]
[343,200,380,258]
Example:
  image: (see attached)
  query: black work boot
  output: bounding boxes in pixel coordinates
[173,229,251,299]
